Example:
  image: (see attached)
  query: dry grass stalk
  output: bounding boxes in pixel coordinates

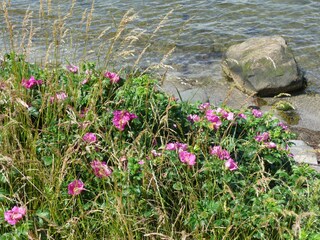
[19,8,32,50]
[116,28,145,61]
[2,1,15,50]
[104,9,138,67]
[132,9,175,72]
[86,0,95,35]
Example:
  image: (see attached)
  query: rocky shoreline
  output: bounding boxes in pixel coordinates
[163,82,320,166]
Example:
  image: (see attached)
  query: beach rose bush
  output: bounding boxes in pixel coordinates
[0,54,319,239]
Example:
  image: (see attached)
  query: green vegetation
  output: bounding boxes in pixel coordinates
[0,52,319,239]
[1,1,319,239]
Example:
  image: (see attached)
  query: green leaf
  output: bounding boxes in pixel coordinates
[41,156,53,166]
[173,182,183,191]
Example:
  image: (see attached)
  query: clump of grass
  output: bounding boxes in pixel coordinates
[0,53,319,239]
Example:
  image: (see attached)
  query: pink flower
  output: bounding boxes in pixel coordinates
[238,113,247,119]
[151,149,162,157]
[226,112,234,121]
[176,142,188,151]
[85,69,92,75]
[79,108,89,118]
[210,146,230,160]
[198,102,210,111]
[68,180,85,196]
[112,110,138,131]
[206,110,222,129]
[252,109,263,118]
[104,71,120,83]
[216,108,233,120]
[187,114,200,123]
[81,78,89,85]
[50,92,68,103]
[215,108,234,120]
[0,82,6,90]
[166,143,176,150]
[56,92,67,101]
[21,76,43,89]
[165,142,188,151]
[66,64,79,73]
[138,160,145,165]
[83,132,97,143]
[225,158,238,171]
[4,206,27,225]
[178,150,196,166]
[265,142,277,149]
[278,122,288,130]
[255,132,270,142]
[90,160,112,178]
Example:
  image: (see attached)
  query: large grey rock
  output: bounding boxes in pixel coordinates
[290,140,318,165]
[221,36,305,97]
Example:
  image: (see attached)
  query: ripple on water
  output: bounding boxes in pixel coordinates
[0,0,319,93]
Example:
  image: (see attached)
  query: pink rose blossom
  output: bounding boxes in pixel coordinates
[166,143,176,150]
[165,142,188,151]
[50,92,68,103]
[66,64,79,73]
[176,142,188,151]
[187,114,200,123]
[216,108,234,120]
[226,112,234,121]
[0,82,6,90]
[4,206,27,225]
[104,71,120,83]
[21,76,43,89]
[252,109,263,118]
[265,142,277,149]
[255,132,270,142]
[206,110,222,129]
[278,122,288,130]
[56,92,67,101]
[68,180,85,196]
[198,102,210,111]
[210,146,230,160]
[81,78,89,85]
[112,110,138,131]
[178,150,196,166]
[216,108,228,118]
[238,113,247,119]
[90,160,112,178]
[225,158,238,171]
[83,132,97,143]
[151,149,162,157]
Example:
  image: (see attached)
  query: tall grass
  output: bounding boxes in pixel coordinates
[0,1,320,239]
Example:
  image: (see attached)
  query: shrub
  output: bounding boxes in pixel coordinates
[0,53,319,239]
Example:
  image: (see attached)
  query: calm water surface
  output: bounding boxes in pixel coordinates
[1,0,320,92]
